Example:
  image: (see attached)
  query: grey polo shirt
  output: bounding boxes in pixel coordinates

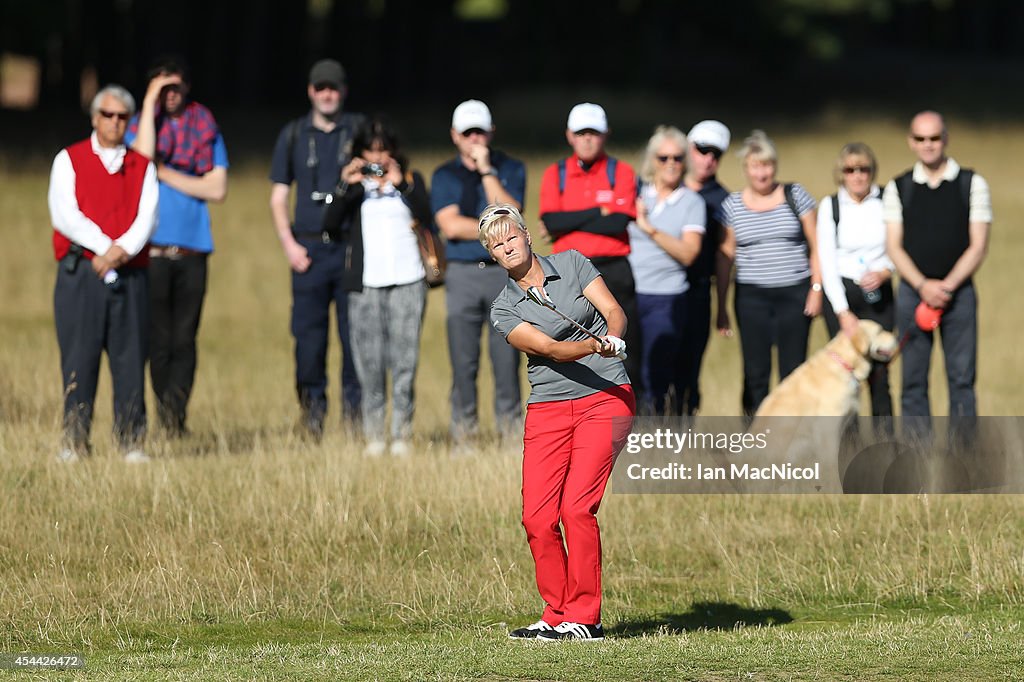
[491,250,630,404]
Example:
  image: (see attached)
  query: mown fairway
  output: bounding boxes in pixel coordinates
[1,121,1022,680]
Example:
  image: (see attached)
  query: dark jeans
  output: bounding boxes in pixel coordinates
[679,277,712,415]
[291,238,361,427]
[445,261,522,440]
[896,281,977,418]
[822,278,895,417]
[54,262,148,451]
[149,253,207,432]
[591,256,643,395]
[636,291,687,415]
[734,281,811,415]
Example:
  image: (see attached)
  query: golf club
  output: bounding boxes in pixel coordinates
[526,286,627,360]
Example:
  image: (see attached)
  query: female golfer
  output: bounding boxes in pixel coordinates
[481,203,635,642]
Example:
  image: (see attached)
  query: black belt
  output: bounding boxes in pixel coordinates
[293,230,341,244]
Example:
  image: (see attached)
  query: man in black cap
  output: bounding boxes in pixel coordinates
[269,59,365,440]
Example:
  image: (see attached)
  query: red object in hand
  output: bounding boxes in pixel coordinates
[915,301,944,331]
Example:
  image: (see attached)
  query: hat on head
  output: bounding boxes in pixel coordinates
[688,120,731,153]
[308,59,345,88]
[451,100,493,133]
[567,103,608,134]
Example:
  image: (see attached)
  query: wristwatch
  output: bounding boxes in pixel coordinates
[811,282,823,292]
[481,168,499,178]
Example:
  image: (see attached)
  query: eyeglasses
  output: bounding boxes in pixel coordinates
[656,154,684,164]
[842,165,872,175]
[912,134,942,143]
[99,110,130,121]
[694,144,723,160]
[313,82,340,92]
[461,128,488,137]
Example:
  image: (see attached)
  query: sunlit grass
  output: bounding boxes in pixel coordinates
[1,123,1021,678]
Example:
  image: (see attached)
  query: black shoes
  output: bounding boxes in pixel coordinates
[508,620,554,639]
[537,622,604,642]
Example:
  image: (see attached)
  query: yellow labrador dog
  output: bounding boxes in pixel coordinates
[754,319,899,418]
[742,320,900,493]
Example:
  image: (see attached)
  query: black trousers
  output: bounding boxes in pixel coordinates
[590,256,643,395]
[679,277,712,415]
[822,278,895,417]
[734,281,811,416]
[54,262,148,450]
[149,253,208,432]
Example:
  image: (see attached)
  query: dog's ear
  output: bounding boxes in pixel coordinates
[851,324,871,356]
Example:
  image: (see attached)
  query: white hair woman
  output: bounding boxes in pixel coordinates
[817,142,895,417]
[717,130,822,416]
[482,203,634,642]
[627,125,707,414]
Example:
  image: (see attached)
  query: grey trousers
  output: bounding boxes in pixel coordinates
[54,262,148,451]
[896,281,978,418]
[445,262,522,439]
[348,280,426,441]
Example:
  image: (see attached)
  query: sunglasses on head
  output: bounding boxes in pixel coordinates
[99,109,130,121]
[842,165,872,175]
[313,82,339,92]
[656,154,684,164]
[694,144,723,160]
[912,134,942,143]
[479,207,519,229]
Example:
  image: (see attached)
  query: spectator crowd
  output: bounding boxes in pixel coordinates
[47,58,991,463]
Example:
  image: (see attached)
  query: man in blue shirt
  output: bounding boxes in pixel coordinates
[431,100,525,448]
[128,57,228,436]
[269,60,364,441]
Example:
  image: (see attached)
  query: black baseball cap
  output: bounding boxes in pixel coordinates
[308,59,345,88]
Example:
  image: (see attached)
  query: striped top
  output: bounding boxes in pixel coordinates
[721,183,816,287]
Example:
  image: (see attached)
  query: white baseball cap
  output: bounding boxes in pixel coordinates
[687,120,731,153]
[451,100,493,133]
[567,103,608,134]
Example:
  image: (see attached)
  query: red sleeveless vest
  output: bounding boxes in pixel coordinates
[52,139,150,268]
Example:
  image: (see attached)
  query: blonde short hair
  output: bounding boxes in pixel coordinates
[478,203,528,249]
[736,129,777,166]
[832,142,878,186]
[639,125,687,184]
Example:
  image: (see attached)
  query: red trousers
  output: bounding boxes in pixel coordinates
[521,383,635,625]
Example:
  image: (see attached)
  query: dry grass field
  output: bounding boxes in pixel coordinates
[1,121,1022,679]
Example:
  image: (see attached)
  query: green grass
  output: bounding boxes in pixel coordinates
[2,122,1023,679]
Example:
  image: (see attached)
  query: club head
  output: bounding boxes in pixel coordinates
[526,286,555,309]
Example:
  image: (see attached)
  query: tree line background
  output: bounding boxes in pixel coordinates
[2,0,1024,159]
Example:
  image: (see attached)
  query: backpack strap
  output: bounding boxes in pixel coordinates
[558,156,617,194]
[285,117,302,181]
[830,193,840,237]
[783,183,800,220]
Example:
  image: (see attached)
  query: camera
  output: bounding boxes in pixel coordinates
[362,162,386,178]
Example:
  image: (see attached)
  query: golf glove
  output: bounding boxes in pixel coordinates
[604,335,627,360]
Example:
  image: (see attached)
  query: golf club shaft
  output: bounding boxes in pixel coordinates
[542,304,628,360]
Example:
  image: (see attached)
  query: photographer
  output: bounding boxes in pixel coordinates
[269,59,364,440]
[323,119,433,456]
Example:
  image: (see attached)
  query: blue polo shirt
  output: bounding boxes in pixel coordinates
[431,150,526,262]
[124,127,228,253]
[491,250,629,403]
